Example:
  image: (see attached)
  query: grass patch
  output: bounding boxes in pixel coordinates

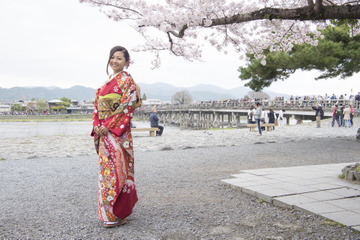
[208,127,236,130]
[324,220,345,227]
[0,158,6,161]
[338,174,345,179]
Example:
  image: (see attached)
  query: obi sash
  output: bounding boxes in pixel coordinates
[98,93,123,120]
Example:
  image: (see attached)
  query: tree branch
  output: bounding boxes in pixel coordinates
[80,0,143,16]
[167,24,188,38]
[208,4,360,27]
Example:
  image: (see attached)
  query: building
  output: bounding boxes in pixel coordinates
[142,99,162,106]
[0,104,11,113]
[66,102,94,114]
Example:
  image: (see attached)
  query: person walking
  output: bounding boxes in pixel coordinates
[91,46,142,228]
[150,108,164,136]
[332,104,341,127]
[312,104,324,128]
[254,103,262,136]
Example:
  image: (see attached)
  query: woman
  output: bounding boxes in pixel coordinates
[254,102,262,136]
[91,46,142,228]
[350,105,355,127]
[343,105,351,128]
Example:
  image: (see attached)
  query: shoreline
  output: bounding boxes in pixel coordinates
[0,118,358,161]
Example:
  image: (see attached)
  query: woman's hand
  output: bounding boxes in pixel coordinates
[99,126,109,136]
[94,126,100,135]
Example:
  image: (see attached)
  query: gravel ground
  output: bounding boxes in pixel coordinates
[1,135,360,239]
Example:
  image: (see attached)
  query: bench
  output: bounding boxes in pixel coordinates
[247,123,276,132]
[131,127,159,137]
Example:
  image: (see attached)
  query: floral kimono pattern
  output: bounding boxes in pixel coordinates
[92,71,141,222]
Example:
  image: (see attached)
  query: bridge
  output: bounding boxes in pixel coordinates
[135,99,359,129]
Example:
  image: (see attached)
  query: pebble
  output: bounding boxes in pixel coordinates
[0,118,359,239]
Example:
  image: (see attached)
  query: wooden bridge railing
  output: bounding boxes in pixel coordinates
[143,99,360,111]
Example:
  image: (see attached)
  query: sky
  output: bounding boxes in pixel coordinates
[0,0,359,97]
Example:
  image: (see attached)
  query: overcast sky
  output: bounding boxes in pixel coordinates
[0,0,359,97]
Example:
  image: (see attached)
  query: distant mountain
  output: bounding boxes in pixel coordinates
[138,82,290,102]
[0,85,96,101]
[0,83,290,102]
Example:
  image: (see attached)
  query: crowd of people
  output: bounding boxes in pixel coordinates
[331,104,355,128]
[194,92,360,109]
[247,104,287,135]
[247,101,356,133]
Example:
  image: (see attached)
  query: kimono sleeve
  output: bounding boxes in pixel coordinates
[91,88,101,136]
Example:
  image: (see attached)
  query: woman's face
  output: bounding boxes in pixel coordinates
[110,51,128,74]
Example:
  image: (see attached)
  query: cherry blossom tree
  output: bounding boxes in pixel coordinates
[172,90,193,105]
[80,0,360,67]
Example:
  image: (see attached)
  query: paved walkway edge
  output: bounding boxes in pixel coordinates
[221,162,360,232]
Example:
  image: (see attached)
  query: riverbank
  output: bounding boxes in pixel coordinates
[1,117,358,161]
[0,127,359,239]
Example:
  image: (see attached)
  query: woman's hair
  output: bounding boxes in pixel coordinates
[106,46,130,75]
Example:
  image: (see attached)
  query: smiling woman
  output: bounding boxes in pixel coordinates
[91,46,142,228]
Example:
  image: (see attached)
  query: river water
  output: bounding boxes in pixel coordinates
[0,121,93,138]
[0,121,153,138]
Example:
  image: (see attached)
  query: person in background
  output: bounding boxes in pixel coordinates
[267,108,276,130]
[150,108,164,136]
[247,106,256,124]
[350,105,355,127]
[343,105,351,128]
[332,104,341,127]
[254,102,262,136]
[355,92,360,109]
[278,109,285,128]
[312,103,324,128]
[339,104,345,126]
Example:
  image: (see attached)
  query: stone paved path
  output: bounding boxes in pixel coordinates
[222,162,360,232]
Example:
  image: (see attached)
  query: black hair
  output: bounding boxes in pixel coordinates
[106,46,130,75]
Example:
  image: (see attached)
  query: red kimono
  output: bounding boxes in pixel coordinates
[92,71,141,222]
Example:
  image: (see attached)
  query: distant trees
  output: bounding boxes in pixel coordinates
[142,93,147,100]
[35,99,48,113]
[247,91,270,100]
[8,97,74,114]
[60,97,71,107]
[11,103,27,112]
[172,90,193,105]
